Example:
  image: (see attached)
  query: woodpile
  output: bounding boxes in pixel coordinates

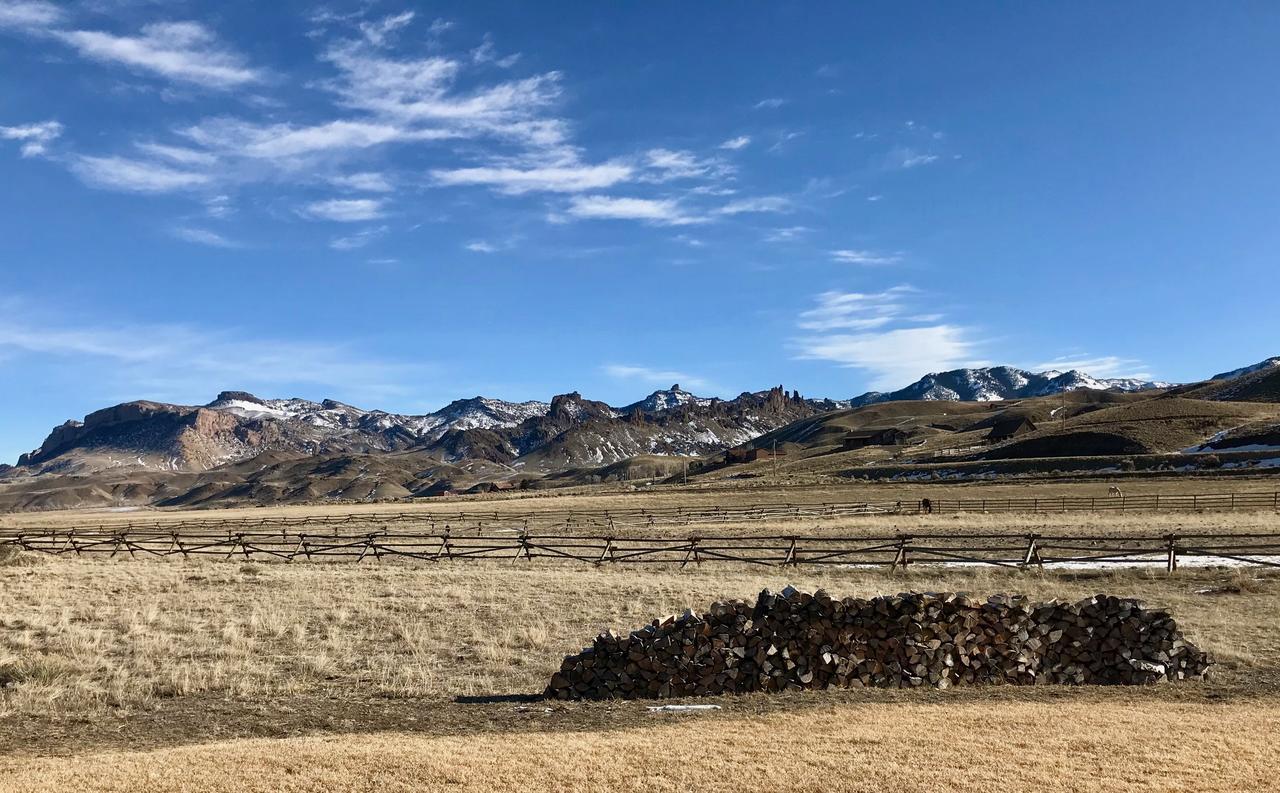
[546,587,1210,700]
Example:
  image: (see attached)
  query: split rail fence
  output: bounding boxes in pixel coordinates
[4,528,1279,571]
[3,491,1278,570]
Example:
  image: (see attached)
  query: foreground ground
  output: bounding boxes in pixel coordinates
[3,502,1278,790]
[6,699,1277,792]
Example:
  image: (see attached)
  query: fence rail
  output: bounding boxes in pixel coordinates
[4,528,1280,571]
[3,491,1278,537]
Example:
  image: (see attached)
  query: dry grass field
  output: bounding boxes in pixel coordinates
[3,493,1279,791]
[4,476,1279,531]
[5,700,1278,792]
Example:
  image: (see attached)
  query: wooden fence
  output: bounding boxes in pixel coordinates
[4,528,1279,571]
[5,491,1278,537]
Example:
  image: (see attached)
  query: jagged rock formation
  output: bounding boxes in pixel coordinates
[14,385,818,475]
[547,587,1210,700]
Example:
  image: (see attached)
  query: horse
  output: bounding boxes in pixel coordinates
[1108,486,1124,497]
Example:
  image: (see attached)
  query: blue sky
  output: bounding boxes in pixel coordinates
[1,1,1278,463]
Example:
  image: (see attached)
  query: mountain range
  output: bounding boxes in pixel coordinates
[13,385,823,475]
[4,360,1274,506]
[849,366,1168,406]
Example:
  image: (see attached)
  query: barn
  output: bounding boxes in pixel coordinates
[987,416,1038,442]
[725,447,786,464]
[842,427,909,450]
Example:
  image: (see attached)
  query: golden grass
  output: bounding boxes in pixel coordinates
[4,476,1279,530]
[2,557,1277,718]
[3,700,1278,792]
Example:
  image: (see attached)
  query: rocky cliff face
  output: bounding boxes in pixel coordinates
[14,385,819,475]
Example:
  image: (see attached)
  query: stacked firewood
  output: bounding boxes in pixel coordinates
[546,587,1209,700]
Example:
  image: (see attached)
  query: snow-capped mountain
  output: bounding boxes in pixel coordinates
[623,384,714,414]
[207,391,550,439]
[850,366,1167,407]
[14,386,814,474]
[1212,357,1280,381]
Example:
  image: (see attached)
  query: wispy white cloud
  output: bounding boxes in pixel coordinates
[180,117,456,160]
[330,171,394,192]
[887,146,939,169]
[564,195,704,225]
[0,297,432,402]
[71,154,211,192]
[432,162,633,194]
[764,226,811,242]
[303,198,385,222]
[0,119,62,157]
[172,226,238,248]
[768,130,804,152]
[797,287,916,332]
[471,34,521,68]
[753,97,787,110]
[715,195,792,215]
[54,22,263,89]
[641,148,730,182]
[801,325,976,391]
[794,286,979,390]
[0,1,63,30]
[358,10,414,48]
[603,363,710,391]
[134,141,217,167]
[1032,355,1153,380]
[329,224,389,250]
[719,135,751,151]
[204,194,234,218]
[465,240,499,253]
[830,249,902,265]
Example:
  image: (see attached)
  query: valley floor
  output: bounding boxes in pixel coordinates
[3,535,1279,789]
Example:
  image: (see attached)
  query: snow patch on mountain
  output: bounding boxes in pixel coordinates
[851,366,1167,406]
[1212,357,1280,381]
[625,384,715,414]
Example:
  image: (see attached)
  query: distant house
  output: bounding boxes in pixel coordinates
[725,447,785,464]
[842,427,909,450]
[987,417,1037,442]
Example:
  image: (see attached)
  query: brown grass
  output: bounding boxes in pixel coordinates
[3,700,1278,792]
[4,477,1279,531]
[3,556,1277,721]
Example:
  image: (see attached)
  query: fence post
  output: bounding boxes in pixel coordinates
[1166,534,1178,574]
[1022,535,1042,569]
[891,535,910,572]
